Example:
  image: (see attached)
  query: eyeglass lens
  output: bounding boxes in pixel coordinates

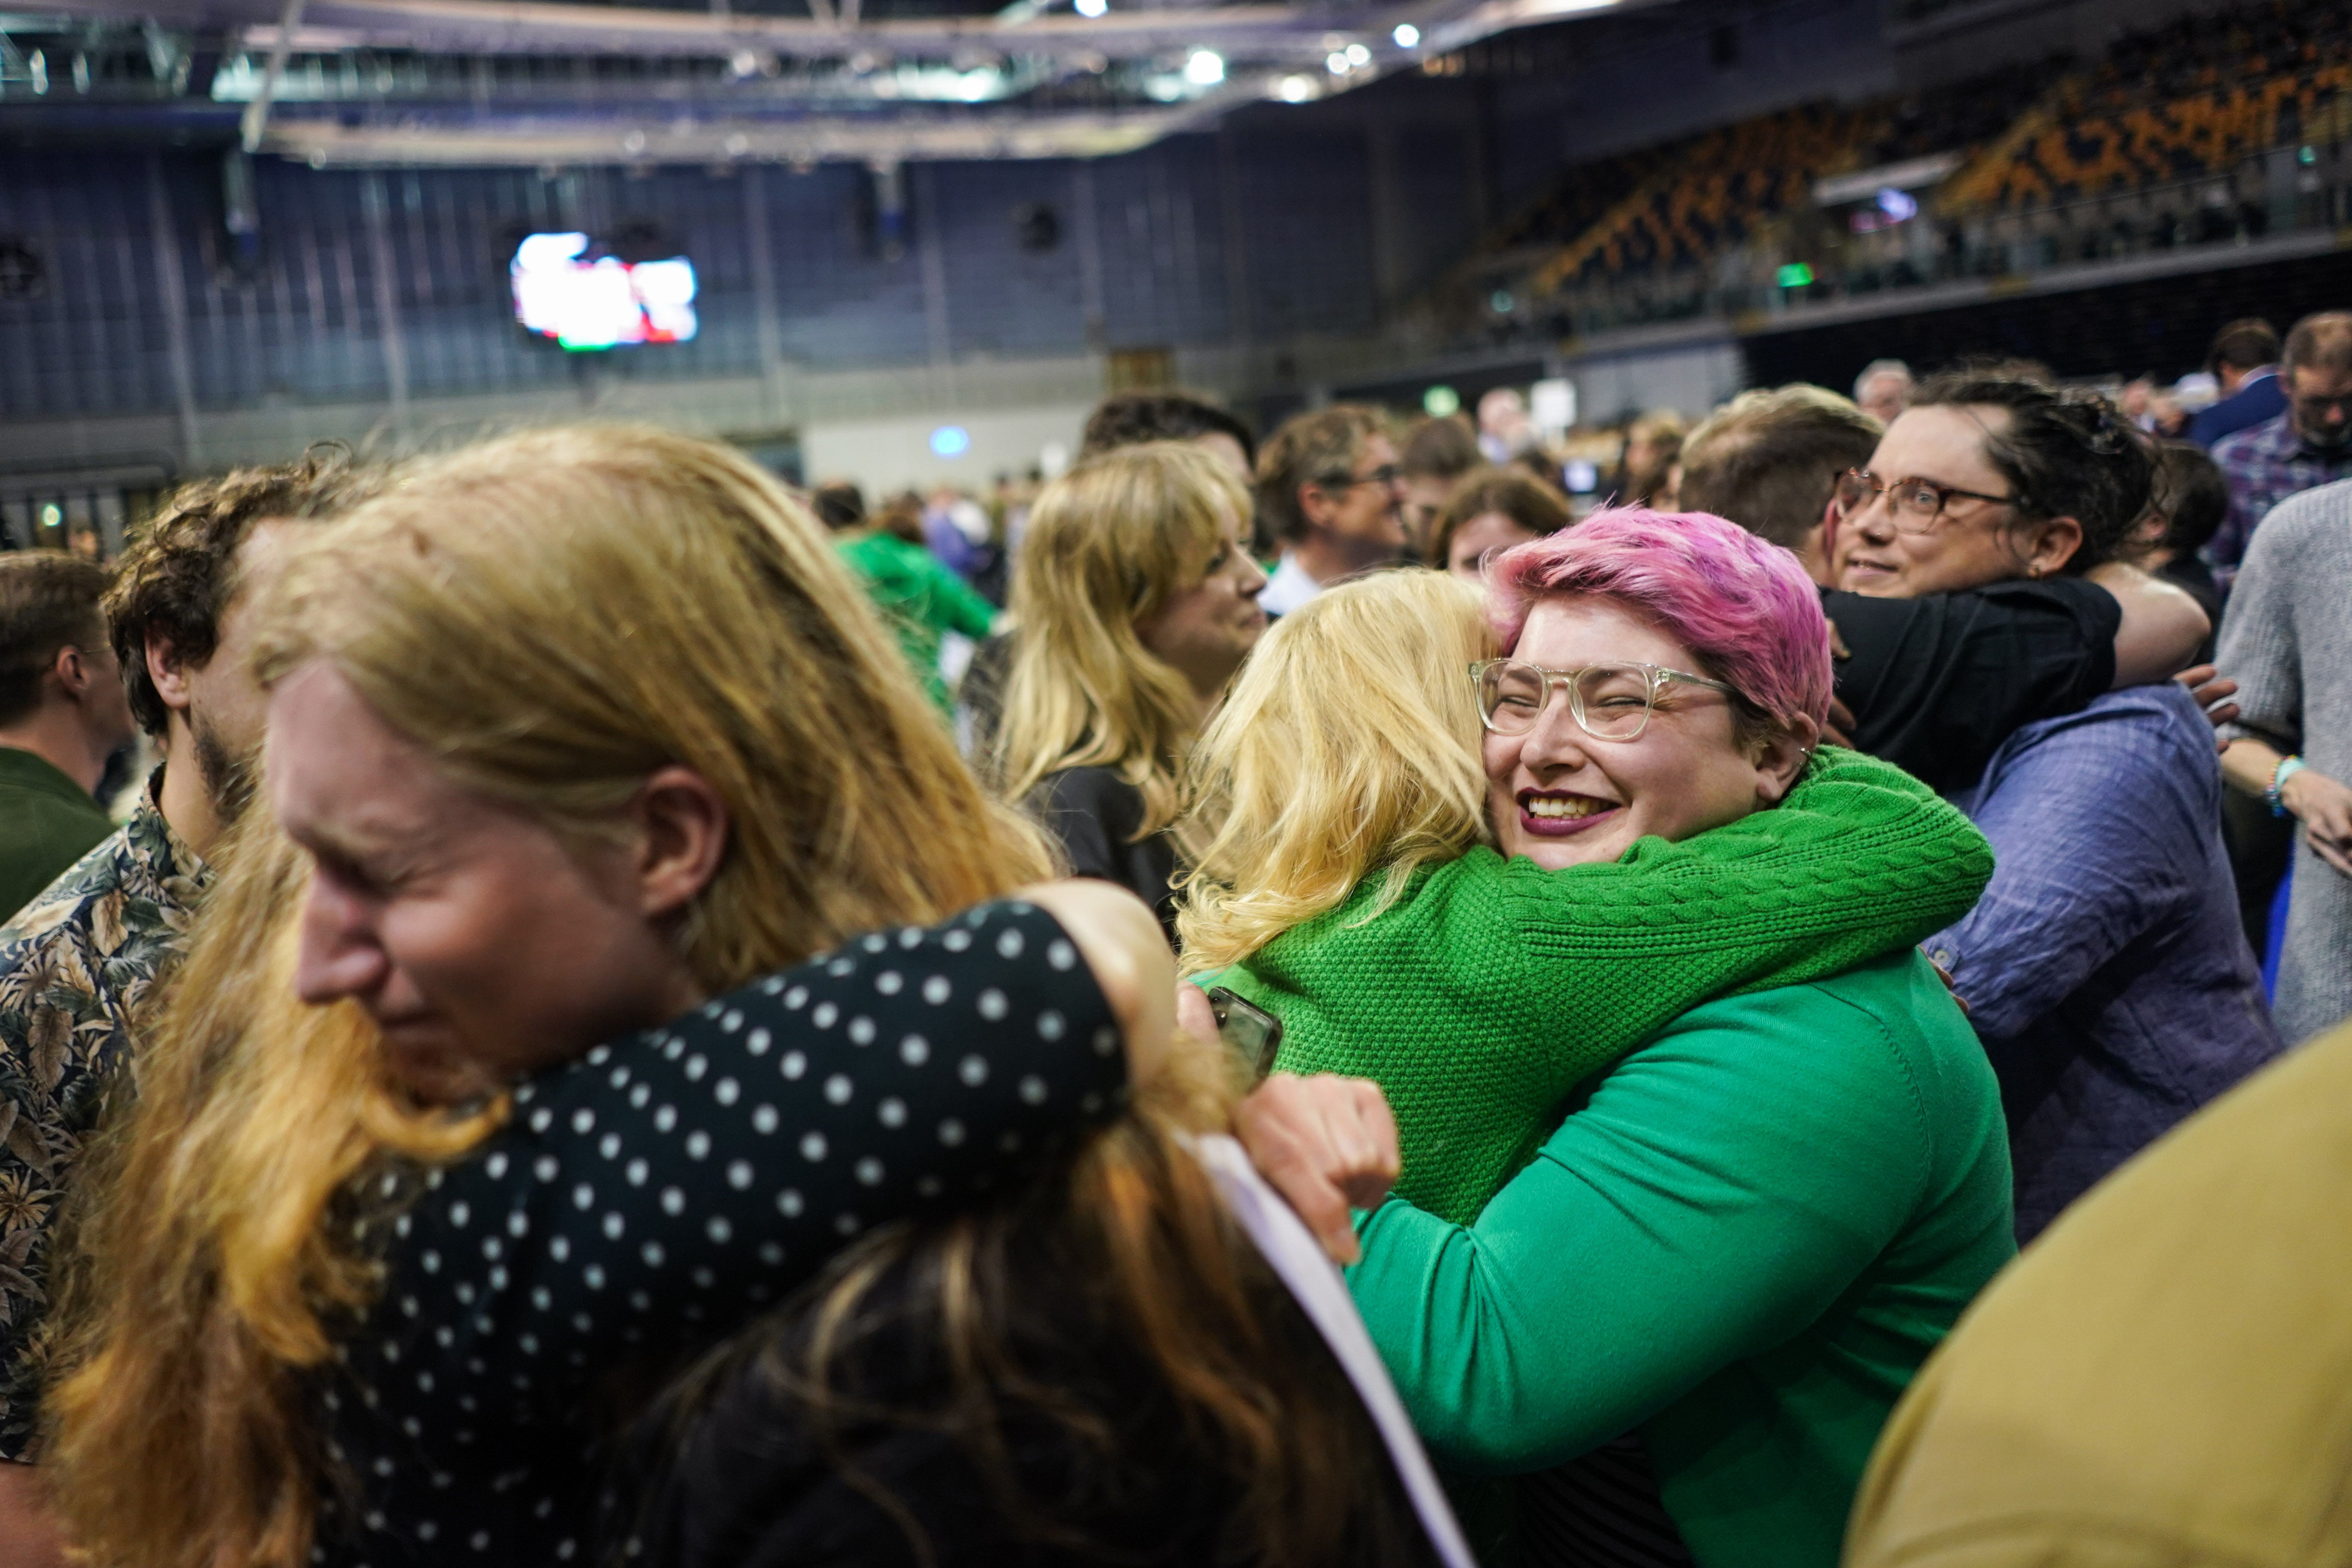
[1836,472,1955,529]
[1479,661,1657,739]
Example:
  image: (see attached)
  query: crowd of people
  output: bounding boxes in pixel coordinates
[0,302,2345,1568]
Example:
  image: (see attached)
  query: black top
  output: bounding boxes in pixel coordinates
[959,631,1016,756]
[1025,767,1180,945]
[318,901,1127,1568]
[629,1183,1441,1568]
[1823,579,2122,793]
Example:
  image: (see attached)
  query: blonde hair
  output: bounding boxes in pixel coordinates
[995,441,1252,838]
[46,425,1054,1568]
[1174,571,1495,973]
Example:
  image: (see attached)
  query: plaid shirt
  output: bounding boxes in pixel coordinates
[2208,410,2352,581]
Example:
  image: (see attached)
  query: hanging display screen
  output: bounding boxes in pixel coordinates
[509,231,697,351]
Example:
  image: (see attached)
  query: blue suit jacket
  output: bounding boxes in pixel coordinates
[2188,370,2286,449]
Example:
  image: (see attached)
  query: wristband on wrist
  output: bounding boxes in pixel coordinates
[2271,755,2309,818]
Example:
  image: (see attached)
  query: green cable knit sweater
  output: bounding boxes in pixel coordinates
[1199,748,1994,1224]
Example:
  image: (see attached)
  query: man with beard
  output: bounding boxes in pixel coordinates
[0,452,371,1565]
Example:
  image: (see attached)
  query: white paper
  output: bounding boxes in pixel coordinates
[1191,1134,1477,1568]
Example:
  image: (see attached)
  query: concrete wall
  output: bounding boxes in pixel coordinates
[802,403,1093,495]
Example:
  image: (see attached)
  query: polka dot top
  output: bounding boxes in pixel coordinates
[315,899,1126,1568]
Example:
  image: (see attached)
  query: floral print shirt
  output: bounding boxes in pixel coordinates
[0,777,210,1458]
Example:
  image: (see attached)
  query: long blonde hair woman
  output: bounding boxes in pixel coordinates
[45,426,1447,1568]
[1176,572,1495,972]
[995,441,1265,936]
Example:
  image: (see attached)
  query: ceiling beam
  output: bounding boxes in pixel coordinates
[36,0,1516,62]
[261,94,1234,161]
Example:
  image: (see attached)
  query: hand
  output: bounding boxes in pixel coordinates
[2174,665,2240,741]
[1234,1073,1400,1266]
[1175,981,1218,1047]
[2280,767,2352,877]
[1013,880,1174,1087]
[1924,952,1971,1019]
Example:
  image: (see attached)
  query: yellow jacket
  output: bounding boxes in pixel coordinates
[1847,1015,2352,1568]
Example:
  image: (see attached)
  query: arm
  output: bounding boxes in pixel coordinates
[1936,697,2205,1037]
[2083,561,2210,686]
[366,896,1141,1419]
[919,552,1001,641]
[2209,510,2352,874]
[1345,984,1942,1473]
[1825,584,2120,791]
[0,1463,62,1568]
[1233,747,1990,1224]
[2220,738,2352,877]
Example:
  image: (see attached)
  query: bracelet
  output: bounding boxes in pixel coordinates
[2270,756,2309,818]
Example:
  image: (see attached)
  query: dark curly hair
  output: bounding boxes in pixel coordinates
[1080,393,1256,468]
[105,448,379,737]
[1907,371,2153,573]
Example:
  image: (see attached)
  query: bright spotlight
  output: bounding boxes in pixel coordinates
[1392,22,1421,46]
[930,425,972,458]
[1344,42,1371,64]
[1277,73,1316,101]
[1073,0,1107,16]
[1184,48,1225,85]
[1326,50,1348,73]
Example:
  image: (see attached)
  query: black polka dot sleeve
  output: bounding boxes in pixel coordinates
[322,900,1125,1567]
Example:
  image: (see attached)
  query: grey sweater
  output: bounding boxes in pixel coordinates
[2217,477,2352,1044]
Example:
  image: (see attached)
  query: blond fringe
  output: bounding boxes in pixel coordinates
[1174,572,1499,974]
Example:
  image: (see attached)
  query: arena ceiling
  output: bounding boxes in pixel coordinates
[0,0,1649,166]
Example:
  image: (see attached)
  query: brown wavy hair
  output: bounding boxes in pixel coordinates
[103,447,379,737]
[645,1040,1434,1568]
[44,425,1055,1568]
[1427,465,1573,573]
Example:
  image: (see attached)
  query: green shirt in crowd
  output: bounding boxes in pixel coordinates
[0,747,111,925]
[834,530,997,713]
[1351,954,2014,1568]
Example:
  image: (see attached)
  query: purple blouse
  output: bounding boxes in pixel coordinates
[1930,683,2282,1241]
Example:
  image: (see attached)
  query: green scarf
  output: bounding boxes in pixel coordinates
[1200,748,1993,1224]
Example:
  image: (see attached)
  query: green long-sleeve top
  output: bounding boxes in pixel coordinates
[1348,952,2016,1568]
[836,530,997,712]
[1201,747,1994,1224]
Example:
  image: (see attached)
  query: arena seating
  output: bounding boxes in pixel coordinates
[1946,0,2351,208]
[1427,0,2350,347]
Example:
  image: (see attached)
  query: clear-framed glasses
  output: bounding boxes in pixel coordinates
[1834,468,2020,533]
[1470,657,1741,741]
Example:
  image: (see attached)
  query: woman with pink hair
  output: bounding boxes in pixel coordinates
[1185,510,2014,1568]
